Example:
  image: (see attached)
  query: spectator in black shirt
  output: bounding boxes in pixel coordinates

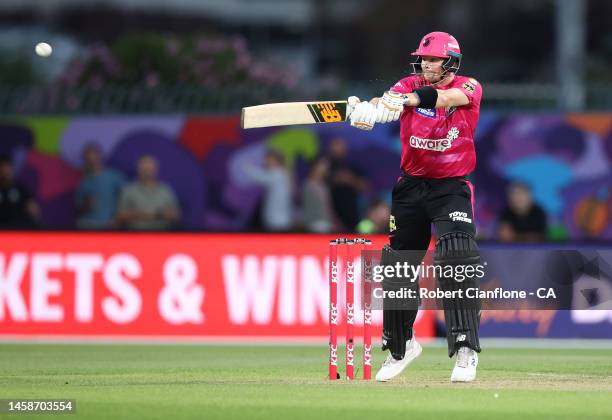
[497,182,547,243]
[0,155,39,229]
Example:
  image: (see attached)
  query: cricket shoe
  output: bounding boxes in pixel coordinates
[375,336,422,382]
[451,346,478,382]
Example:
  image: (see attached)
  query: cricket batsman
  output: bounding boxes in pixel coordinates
[348,32,482,382]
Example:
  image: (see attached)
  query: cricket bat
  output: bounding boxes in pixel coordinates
[241,101,348,129]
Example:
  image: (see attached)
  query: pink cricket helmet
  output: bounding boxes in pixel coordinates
[411,31,462,74]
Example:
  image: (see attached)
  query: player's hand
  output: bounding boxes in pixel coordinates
[346,96,361,117]
[350,101,377,130]
[376,91,405,123]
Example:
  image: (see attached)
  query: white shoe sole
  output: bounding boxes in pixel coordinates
[376,342,423,382]
[450,374,476,383]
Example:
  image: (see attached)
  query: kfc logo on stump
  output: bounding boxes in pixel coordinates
[329,344,338,366]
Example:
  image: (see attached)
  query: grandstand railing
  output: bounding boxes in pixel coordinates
[0,83,609,114]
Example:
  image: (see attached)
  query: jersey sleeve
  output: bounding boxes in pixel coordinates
[458,77,482,107]
[388,76,416,95]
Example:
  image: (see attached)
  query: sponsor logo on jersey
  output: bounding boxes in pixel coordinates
[462,82,475,94]
[449,211,472,224]
[416,107,437,118]
[409,127,459,152]
[389,215,397,232]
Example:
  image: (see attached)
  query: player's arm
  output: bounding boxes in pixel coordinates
[348,76,415,129]
[401,87,469,108]
[349,87,469,130]
[347,91,404,128]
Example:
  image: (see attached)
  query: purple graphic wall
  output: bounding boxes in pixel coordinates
[1,113,611,239]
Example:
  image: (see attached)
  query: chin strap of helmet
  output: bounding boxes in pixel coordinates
[443,51,462,74]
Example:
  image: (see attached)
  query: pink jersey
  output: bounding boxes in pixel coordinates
[390,74,482,178]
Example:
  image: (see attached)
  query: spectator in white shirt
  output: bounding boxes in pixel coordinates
[245,150,292,231]
[302,158,335,233]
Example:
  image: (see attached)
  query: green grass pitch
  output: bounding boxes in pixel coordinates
[1,343,611,419]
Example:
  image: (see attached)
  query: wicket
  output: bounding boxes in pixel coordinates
[328,238,373,381]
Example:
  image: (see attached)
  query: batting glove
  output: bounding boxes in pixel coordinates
[376,91,406,123]
[346,96,361,117]
[350,101,377,130]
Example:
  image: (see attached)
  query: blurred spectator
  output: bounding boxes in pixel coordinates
[497,182,547,242]
[357,199,391,234]
[327,138,368,231]
[0,155,40,229]
[302,158,335,233]
[117,155,180,231]
[75,144,126,230]
[245,150,292,232]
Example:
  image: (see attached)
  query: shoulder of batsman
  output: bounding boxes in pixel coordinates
[454,75,481,87]
[391,75,420,90]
